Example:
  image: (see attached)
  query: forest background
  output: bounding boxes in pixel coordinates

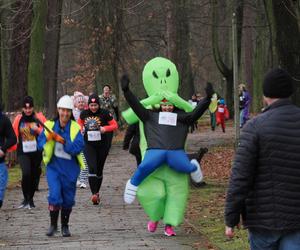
[0,0,299,117]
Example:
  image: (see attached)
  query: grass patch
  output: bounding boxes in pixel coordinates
[185,181,249,250]
[7,165,21,188]
[7,165,46,188]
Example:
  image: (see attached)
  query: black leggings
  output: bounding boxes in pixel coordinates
[84,144,109,194]
[18,152,43,201]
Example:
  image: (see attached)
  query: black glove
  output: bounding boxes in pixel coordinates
[120,74,130,92]
[205,82,214,99]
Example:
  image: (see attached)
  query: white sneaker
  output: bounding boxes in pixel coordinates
[124,180,138,204]
[190,159,203,183]
[80,183,87,189]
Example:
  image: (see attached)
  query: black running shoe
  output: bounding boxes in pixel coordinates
[28,200,35,209]
[18,200,29,209]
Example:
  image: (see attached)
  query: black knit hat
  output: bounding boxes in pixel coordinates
[263,68,294,98]
[88,93,100,105]
[23,96,34,108]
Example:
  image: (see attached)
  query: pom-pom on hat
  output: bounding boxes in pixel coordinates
[263,68,294,98]
[88,93,100,105]
[23,96,34,108]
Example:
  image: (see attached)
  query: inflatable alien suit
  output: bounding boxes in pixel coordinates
[122,57,194,226]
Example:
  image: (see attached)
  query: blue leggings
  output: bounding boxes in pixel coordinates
[0,163,8,201]
[131,149,196,186]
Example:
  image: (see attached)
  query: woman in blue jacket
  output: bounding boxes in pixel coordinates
[38,95,85,237]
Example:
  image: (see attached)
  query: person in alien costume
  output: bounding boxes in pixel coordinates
[122,57,210,236]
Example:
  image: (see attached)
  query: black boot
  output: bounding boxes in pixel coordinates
[61,208,72,237]
[46,210,59,236]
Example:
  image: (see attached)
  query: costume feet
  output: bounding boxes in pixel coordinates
[124,180,138,204]
[190,159,203,183]
[147,221,159,232]
[164,225,176,236]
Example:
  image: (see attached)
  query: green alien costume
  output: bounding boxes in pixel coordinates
[122,57,193,226]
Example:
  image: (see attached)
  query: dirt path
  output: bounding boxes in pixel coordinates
[0,125,234,250]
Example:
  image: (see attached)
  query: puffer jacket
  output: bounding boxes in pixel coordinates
[225,99,300,230]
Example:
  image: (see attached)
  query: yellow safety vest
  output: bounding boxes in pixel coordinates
[42,120,85,170]
[209,93,218,113]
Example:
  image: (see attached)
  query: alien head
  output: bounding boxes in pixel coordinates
[142,57,179,96]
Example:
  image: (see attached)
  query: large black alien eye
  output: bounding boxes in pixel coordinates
[166,68,171,77]
[152,70,159,79]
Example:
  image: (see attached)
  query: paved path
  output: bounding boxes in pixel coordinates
[0,136,218,249]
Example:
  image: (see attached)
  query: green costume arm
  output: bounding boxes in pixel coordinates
[162,90,193,112]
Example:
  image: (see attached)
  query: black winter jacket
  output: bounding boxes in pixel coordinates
[123,123,140,156]
[225,99,300,231]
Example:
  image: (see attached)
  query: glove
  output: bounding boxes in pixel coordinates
[120,74,130,92]
[47,132,65,144]
[205,82,214,99]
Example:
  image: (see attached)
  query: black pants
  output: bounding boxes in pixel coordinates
[18,152,43,201]
[84,143,109,195]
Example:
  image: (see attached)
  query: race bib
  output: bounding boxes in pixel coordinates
[22,140,37,153]
[54,142,71,160]
[218,107,225,113]
[158,112,177,126]
[87,131,101,141]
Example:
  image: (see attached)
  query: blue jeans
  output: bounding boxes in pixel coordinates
[0,163,8,201]
[131,149,196,186]
[249,228,300,250]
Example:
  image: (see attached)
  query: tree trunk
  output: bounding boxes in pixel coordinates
[176,0,194,100]
[243,3,254,99]
[7,0,33,111]
[165,1,177,62]
[43,0,63,116]
[28,0,47,108]
[211,0,233,113]
[252,2,269,112]
[272,0,300,105]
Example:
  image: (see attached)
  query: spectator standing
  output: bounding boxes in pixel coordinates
[99,85,119,149]
[239,84,251,128]
[225,68,300,250]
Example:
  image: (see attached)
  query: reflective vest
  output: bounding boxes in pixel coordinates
[43,120,85,170]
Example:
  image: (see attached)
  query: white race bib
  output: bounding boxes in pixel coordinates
[22,140,37,153]
[158,112,177,126]
[218,107,225,113]
[87,131,101,141]
[54,142,71,160]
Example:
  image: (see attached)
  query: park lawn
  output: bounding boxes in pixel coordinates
[185,181,249,250]
[184,145,249,250]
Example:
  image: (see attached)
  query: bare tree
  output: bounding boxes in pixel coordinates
[43,0,63,116]
[7,0,33,111]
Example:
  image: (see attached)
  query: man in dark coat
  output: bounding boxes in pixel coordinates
[225,68,300,250]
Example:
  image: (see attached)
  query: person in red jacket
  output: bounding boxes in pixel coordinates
[12,96,46,209]
[216,98,229,133]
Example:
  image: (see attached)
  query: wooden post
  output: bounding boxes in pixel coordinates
[232,12,240,146]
